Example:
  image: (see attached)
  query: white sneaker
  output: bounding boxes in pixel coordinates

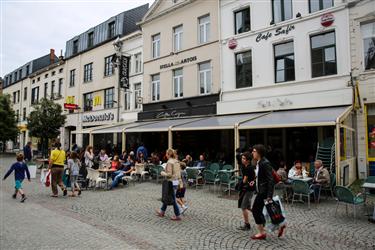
[181,205,189,214]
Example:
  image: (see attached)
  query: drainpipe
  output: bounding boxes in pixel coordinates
[168,126,173,149]
[217,0,223,102]
[89,131,93,147]
[335,122,341,186]
[234,123,240,172]
[122,128,126,153]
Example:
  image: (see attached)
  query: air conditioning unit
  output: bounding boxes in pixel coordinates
[136,96,143,104]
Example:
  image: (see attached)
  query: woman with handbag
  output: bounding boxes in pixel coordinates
[156,149,182,221]
[49,142,67,197]
[251,144,286,240]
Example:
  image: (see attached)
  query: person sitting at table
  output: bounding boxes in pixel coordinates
[150,152,160,165]
[110,155,121,170]
[136,152,146,164]
[183,154,193,167]
[276,162,288,183]
[288,160,308,179]
[108,156,135,190]
[119,150,128,162]
[193,154,207,168]
[99,149,109,162]
[310,160,330,202]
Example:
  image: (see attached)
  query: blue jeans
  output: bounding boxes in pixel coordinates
[111,171,125,188]
[311,184,321,201]
[161,186,180,216]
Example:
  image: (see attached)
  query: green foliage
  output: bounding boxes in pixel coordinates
[0,94,18,142]
[27,98,66,140]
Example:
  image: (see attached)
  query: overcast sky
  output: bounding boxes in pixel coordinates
[1,0,155,76]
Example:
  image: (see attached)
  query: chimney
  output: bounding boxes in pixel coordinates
[58,49,64,61]
[50,49,55,64]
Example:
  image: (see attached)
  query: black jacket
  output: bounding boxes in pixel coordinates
[256,158,274,199]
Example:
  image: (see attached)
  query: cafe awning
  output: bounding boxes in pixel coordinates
[90,121,157,134]
[125,117,203,133]
[238,106,351,130]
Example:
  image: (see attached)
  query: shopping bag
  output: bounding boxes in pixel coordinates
[161,180,174,205]
[43,170,51,187]
[263,195,287,232]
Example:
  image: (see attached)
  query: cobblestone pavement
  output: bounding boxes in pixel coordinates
[1,154,374,250]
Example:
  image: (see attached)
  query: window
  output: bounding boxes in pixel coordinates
[45,73,48,78]
[199,15,210,44]
[88,32,94,48]
[16,110,19,122]
[309,0,333,13]
[17,91,20,103]
[31,87,39,104]
[37,77,40,82]
[9,75,12,84]
[152,34,160,58]
[19,69,22,79]
[104,55,114,76]
[199,62,212,94]
[73,40,79,54]
[22,108,26,121]
[32,79,35,84]
[235,8,251,34]
[134,83,141,109]
[104,88,114,109]
[58,79,63,97]
[235,51,252,88]
[51,81,55,99]
[13,92,17,104]
[83,93,93,111]
[24,87,27,101]
[311,31,337,77]
[274,41,295,83]
[84,63,93,82]
[70,69,75,87]
[59,68,63,73]
[151,74,160,101]
[124,91,131,111]
[44,83,48,98]
[108,21,115,39]
[367,105,375,160]
[173,25,183,52]
[52,71,55,76]
[173,68,183,98]
[361,22,375,70]
[26,65,30,75]
[272,0,293,23]
[134,53,142,73]
[14,72,17,81]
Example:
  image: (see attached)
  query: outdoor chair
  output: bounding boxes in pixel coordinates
[334,186,364,219]
[150,165,164,183]
[291,180,315,209]
[186,168,203,189]
[208,163,220,175]
[131,163,149,181]
[202,169,219,192]
[86,168,107,189]
[221,164,234,171]
[122,175,136,186]
[320,173,336,200]
[218,171,236,196]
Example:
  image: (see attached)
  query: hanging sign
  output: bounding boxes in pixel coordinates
[321,13,335,27]
[119,55,130,89]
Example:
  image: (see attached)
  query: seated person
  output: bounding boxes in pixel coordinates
[150,152,160,165]
[288,160,308,179]
[98,149,109,166]
[119,150,128,162]
[193,154,207,168]
[109,156,135,190]
[136,152,145,164]
[310,160,330,201]
[276,164,288,183]
[110,155,121,170]
[183,154,193,167]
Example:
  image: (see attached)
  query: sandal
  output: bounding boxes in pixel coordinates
[50,194,58,198]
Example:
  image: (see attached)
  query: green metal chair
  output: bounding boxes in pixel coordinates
[186,168,203,190]
[291,180,315,209]
[365,176,375,183]
[218,171,236,196]
[320,173,336,200]
[334,186,364,219]
[150,165,164,183]
[202,170,219,192]
[221,164,233,171]
[208,163,220,175]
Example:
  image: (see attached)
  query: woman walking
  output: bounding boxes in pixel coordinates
[49,142,67,197]
[68,151,81,197]
[251,144,286,239]
[156,149,182,221]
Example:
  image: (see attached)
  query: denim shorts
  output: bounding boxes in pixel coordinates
[15,180,23,189]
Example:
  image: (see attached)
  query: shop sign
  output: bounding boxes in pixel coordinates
[160,56,197,70]
[321,13,334,27]
[64,103,79,110]
[255,24,295,43]
[156,110,187,119]
[119,55,130,89]
[82,112,115,123]
[228,38,238,50]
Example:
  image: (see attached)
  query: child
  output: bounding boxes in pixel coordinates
[68,151,81,197]
[176,162,188,214]
[3,153,30,202]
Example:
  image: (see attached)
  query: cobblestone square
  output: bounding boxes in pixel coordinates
[1,155,374,250]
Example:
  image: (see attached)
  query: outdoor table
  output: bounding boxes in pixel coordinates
[98,168,117,189]
[36,158,49,169]
[362,182,375,205]
[187,166,205,170]
[288,176,313,182]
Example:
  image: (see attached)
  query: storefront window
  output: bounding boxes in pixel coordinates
[368,105,375,159]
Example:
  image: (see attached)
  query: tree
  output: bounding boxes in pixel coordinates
[28,98,66,157]
[0,94,18,151]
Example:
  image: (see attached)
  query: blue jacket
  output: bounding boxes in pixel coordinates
[3,162,30,181]
[23,145,32,161]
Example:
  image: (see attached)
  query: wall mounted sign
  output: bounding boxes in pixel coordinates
[321,13,334,27]
[93,96,102,106]
[82,112,115,123]
[228,38,238,50]
[156,110,187,119]
[119,55,130,89]
[160,56,197,70]
[255,24,295,43]
[64,103,79,110]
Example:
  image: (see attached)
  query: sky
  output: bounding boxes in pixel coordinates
[0,0,155,77]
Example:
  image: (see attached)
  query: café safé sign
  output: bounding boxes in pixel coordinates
[160,56,197,70]
[255,24,295,43]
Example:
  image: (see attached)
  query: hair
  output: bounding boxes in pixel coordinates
[241,151,252,161]
[16,153,24,161]
[180,161,187,170]
[166,148,176,159]
[54,142,61,149]
[71,151,78,160]
[252,144,266,158]
[113,155,119,161]
[86,145,93,151]
[27,141,32,145]
[315,159,323,166]
[294,160,302,165]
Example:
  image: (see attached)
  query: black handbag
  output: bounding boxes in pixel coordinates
[162,180,174,205]
[265,199,285,225]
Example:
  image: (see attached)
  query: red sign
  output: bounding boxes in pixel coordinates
[321,13,334,27]
[228,38,238,50]
[64,103,79,110]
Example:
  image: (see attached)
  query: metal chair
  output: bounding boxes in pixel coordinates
[186,168,203,189]
[202,169,219,192]
[320,173,336,200]
[208,163,220,175]
[221,164,233,171]
[334,186,364,219]
[218,171,236,196]
[291,180,315,209]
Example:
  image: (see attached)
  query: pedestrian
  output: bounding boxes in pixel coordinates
[251,144,286,240]
[23,141,33,162]
[237,151,256,231]
[3,153,30,202]
[176,161,188,214]
[68,151,81,197]
[156,149,182,221]
[49,142,67,197]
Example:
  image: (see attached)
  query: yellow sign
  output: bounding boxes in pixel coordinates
[93,96,102,106]
[18,125,27,132]
[65,96,75,104]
